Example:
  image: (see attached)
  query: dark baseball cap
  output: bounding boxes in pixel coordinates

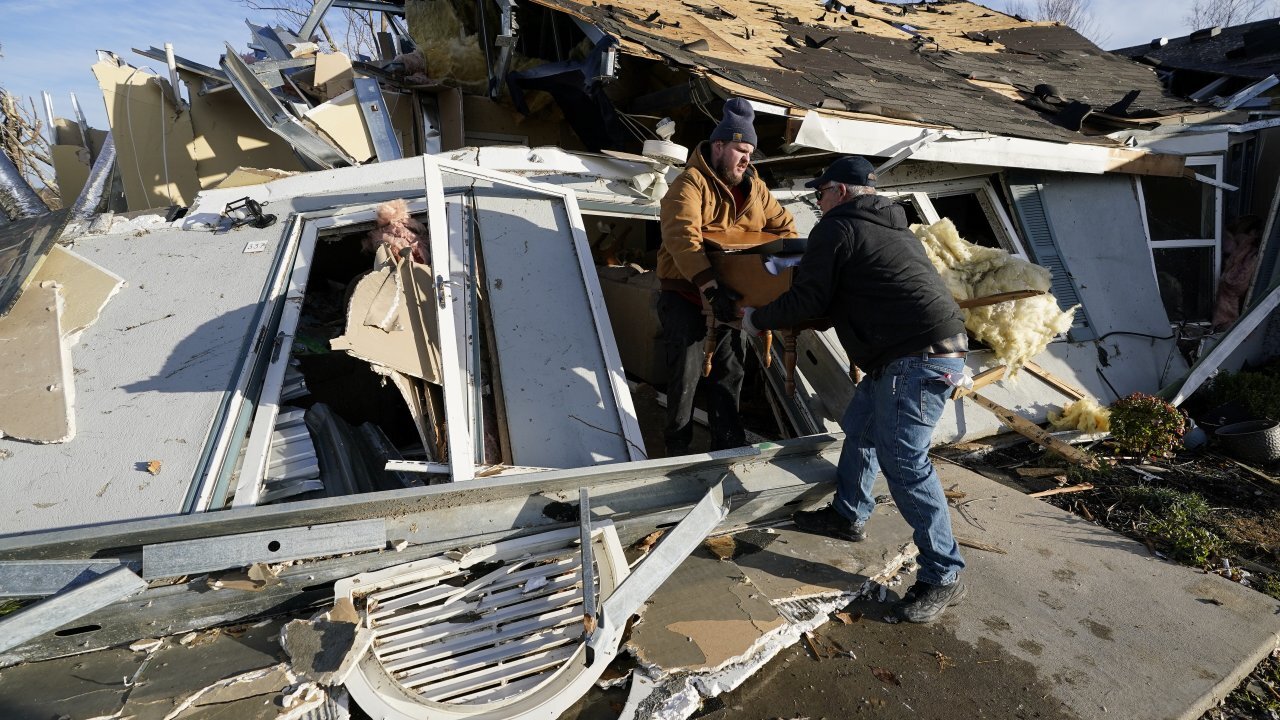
[804,155,877,189]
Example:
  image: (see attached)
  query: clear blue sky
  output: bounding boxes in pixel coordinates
[0,0,278,130]
[0,0,1241,133]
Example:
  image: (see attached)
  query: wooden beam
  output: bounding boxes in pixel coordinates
[1023,360,1087,402]
[963,391,1096,467]
[956,290,1045,309]
[951,365,1007,400]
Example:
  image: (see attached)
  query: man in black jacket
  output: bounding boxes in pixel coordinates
[743,155,969,624]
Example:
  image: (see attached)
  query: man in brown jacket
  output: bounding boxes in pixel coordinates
[657,98,796,455]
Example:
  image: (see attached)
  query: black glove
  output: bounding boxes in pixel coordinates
[703,283,743,324]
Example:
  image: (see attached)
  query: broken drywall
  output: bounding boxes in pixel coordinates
[330,262,443,384]
[914,218,1074,373]
[304,89,376,164]
[183,76,310,190]
[91,60,201,211]
[31,245,125,346]
[0,283,75,443]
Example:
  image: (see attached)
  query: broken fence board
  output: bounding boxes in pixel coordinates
[141,519,387,580]
[0,567,146,654]
[0,560,140,598]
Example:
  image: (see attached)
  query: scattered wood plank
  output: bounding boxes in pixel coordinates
[956,290,1045,309]
[1029,483,1095,498]
[1022,360,1087,401]
[955,536,1007,554]
[963,391,1097,467]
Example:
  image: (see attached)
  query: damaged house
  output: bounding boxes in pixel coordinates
[2,0,1280,718]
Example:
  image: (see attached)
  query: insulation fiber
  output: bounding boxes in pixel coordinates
[1048,397,1111,433]
[913,218,1075,373]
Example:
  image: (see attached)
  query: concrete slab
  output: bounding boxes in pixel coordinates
[935,460,1280,719]
[691,461,1280,720]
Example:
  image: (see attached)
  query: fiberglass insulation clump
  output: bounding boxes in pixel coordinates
[1048,397,1111,433]
[912,218,1076,373]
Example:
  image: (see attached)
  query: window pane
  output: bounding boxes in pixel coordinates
[1143,175,1214,240]
[930,193,1001,250]
[1153,247,1215,322]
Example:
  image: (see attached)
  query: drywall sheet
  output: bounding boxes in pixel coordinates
[182,73,308,190]
[0,283,74,443]
[213,167,298,189]
[304,89,374,163]
[91,61,200,210]
[313,52,355,100]
[0,222,285,534]
[51,145,91,206]
[331,262,442,383]
[470,184,634,468]
[31,245,125,346]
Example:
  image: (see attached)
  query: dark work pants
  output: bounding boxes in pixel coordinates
[657,291,747,455]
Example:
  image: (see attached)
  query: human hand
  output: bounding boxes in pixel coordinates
[703,282,743,323]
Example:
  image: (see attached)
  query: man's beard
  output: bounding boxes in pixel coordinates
[714,158,746,187]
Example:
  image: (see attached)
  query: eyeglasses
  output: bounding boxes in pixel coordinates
[814,184,837,201]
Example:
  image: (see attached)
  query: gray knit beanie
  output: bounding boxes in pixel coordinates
[710,98,758,147]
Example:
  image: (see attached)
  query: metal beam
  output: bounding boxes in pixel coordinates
[353,77,403,161]
[299,0,338,41]
[579,488,597,665]
[220,43,351,170]
[588,479,728,659]
[141,519,387,580]
[0,560,140,598]
[0,441,837,664]
[0,567,146,655]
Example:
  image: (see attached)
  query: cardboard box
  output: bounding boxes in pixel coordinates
[597,265,667,385]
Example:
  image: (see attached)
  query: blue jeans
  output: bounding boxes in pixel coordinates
[833,355,965,586]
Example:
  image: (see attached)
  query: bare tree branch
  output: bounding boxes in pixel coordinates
[994,0,1110,47]
[1183,0,1269,30]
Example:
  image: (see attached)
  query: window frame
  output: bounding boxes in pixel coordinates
[1138,155,1224,324]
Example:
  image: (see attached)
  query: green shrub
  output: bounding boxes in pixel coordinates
[1109,392,1186,459]
[1204,369,1280,421]
[1120,485,1223,567]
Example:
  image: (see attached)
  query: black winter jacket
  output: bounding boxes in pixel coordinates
[752,193,966,372]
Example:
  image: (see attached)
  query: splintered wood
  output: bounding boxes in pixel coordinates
[962,391,1096,468]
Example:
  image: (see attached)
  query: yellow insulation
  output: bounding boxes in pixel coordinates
[1048,397,1111,433]
[913,218,1076,373]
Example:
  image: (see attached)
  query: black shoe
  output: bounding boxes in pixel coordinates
[792,504,867,542]
[894,579,967,623]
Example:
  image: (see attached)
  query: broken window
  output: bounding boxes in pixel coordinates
[1142,156,1222,324]
[883,178,1028,259]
